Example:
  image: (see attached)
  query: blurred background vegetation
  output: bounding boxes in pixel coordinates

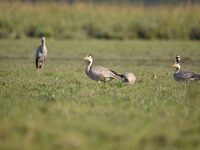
[0,0,200,40]
[1,0,200,4]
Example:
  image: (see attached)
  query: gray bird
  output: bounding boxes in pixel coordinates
[83,54,123,83]
[172,54,200,81]
[35,37,48,74]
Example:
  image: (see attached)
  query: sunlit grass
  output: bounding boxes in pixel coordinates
[0,39,200,149]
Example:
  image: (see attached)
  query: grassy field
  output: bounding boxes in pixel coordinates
[0,38,200,149]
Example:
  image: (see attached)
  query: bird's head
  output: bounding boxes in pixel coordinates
[175,54,180,63]
[83,54,93,63]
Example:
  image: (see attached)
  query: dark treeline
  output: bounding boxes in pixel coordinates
[2,0,200,5]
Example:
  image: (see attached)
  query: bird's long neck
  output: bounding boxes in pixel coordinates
[175,65,181,73]
[41,41,47,54]
[42,41,46,47]
[86,60,93,71]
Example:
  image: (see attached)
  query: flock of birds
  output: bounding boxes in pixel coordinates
[35,37,200,83]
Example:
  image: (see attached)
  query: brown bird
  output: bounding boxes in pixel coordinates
[83,54,123,83]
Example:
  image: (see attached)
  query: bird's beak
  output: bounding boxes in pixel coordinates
[83,57,87,60]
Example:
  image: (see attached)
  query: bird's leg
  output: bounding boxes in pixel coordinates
[184,80,190,86]
[40,58,45,74]
[37,60,40,74]
[186,80,190,84]
[41,63,44,74]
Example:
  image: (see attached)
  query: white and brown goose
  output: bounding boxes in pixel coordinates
[172,54,200,81]
[35,37,48,74]
[83,54,123,82]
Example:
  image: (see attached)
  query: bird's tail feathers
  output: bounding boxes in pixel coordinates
[109,69,124,79]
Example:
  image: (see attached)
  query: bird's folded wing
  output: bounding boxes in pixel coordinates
[178,71,195,79]
[93,66,117,78]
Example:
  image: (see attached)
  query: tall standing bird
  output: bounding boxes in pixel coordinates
[35,37,48,74]
[172,54,200,81]
[83,54,123,83]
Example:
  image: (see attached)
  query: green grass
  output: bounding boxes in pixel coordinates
[0,39,200,150]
